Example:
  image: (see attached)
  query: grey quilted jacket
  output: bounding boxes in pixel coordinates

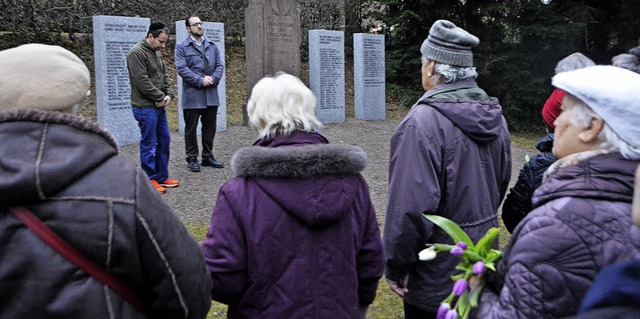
[478,153,640,318]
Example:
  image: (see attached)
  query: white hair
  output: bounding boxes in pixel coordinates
[568,97,640,160]
[247,73,323,139]
[422,57,478,83]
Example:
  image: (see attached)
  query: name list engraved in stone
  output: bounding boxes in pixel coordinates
[105,40,137,110]
[318,35,343,110]
[363,38,384,87]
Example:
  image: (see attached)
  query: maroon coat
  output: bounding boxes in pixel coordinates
[201,132,385,319]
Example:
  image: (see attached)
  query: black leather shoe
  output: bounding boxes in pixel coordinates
[202,157,224,168]
[187,158,201,172]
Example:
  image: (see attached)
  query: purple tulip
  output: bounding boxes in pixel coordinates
[473,261,486,275]
[445,309,458,319]
[456,242,468,250]
[450,246,464,256]
[453,278,468,296]
[436,303,450,319]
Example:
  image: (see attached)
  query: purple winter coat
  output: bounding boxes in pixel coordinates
[384,80,512,312]
[201,131,385,319]
[478,153,640,318]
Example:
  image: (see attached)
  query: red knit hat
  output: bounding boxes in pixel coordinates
[541,89,566,130]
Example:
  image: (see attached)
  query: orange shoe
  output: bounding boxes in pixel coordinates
[150,180,166,194]
[160,178,180,188]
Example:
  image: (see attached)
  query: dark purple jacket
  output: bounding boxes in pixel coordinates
[479,153,640,318]
[201,132,385,319]
[384,80,512,311]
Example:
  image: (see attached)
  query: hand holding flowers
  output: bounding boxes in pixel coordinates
[419,215,502,319]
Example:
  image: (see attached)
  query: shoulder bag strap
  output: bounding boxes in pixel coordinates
[9,206,145,314]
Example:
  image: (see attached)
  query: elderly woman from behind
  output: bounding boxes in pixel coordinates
[201,73,385,319]
[612,45,640,73]
[477,66,640,318]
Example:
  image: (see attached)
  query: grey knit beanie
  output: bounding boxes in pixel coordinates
[420,20,479,67]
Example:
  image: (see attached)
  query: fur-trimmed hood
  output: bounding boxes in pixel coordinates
[229,131,368,226]
[231,143,367,178]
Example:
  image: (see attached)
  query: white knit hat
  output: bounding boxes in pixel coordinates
[0,44,90,111]
[552,65,640,149]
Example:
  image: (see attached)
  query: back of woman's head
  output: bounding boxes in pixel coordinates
[555,52,595,74]
[612,46,640,74]
[247,73,323,138]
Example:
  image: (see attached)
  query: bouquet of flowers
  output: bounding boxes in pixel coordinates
[419,215,502,319]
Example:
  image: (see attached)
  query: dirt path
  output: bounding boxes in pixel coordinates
[118,119,530,227]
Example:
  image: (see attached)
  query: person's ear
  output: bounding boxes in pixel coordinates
[426,60,436,77]
[578,116,604,143]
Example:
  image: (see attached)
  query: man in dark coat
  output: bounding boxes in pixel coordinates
[383,20,511,319]
[175,15,225,172]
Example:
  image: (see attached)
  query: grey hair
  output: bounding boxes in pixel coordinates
[555,52,595,74]
[247,72,323,139]
[422,57,477,83]
[568,96,640,160]
[612,46,640,74]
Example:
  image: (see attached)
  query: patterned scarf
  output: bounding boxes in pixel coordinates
[543,149,616,182]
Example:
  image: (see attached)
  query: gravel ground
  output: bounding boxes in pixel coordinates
[118,119,529,229]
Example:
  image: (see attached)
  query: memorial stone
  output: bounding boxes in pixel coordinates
[309,30,345,124]
[93,15,148,146]
[175,21,227,134]
[354,33,386,120]
[245,0,300,125]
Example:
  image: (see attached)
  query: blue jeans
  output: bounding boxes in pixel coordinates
[132,107,170,182]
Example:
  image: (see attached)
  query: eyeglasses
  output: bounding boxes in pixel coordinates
[190,22,203,27]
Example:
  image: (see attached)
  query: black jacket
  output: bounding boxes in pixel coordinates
[501,133,556,233]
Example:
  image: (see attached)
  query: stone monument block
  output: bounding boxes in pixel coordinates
[245,0,300,125]
[354,33,386,120]
[309,30,345,124]
[93,15,149,146]
[175,21,227,134]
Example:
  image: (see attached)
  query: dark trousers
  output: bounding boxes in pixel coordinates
[404,301,437,319]
[184,106,218,160]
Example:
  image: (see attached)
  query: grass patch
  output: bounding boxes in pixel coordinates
[510,132,541,153]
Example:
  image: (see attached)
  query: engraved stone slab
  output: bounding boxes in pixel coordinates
[309,30,345,124]
[245,0,301,125]
[354,33,386,120]
[93,15,149,146]
[175,21,227,134]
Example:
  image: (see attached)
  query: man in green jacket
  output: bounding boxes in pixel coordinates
[127,21,179,194]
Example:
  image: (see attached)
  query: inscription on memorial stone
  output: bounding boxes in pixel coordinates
[354,33,386,120]
[245,0,300,125]
[93,16,149,145]
[309,30,345,124]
